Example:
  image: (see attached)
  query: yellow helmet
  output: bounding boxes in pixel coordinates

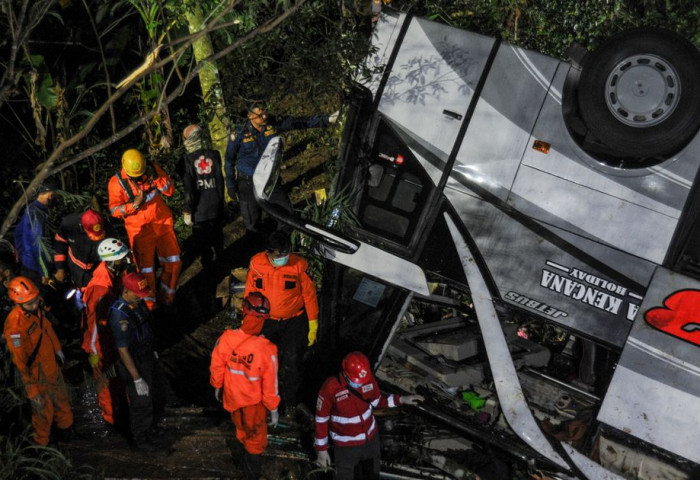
[122,149,146,177]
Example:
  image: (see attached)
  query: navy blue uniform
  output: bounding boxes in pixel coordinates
[183,149,225,267]
[224,115,330,231]
[108,298,165,445]
[14,201,53,283]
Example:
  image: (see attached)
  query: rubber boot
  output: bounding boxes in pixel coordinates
[242,451,262,480]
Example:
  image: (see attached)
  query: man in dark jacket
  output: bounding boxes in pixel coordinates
[14,179,59,288]
[182,124,225,268]
[108,272,167,453]
[224,105,338,232]
[54,209,115,288]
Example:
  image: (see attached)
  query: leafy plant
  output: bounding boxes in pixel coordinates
[0,429,98,480]
[293,184,359,289]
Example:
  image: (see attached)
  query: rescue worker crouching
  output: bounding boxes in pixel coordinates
[244,231,319,418]
[82,238,132,428]
[108,149,181,308]
[108,272,168,453]
[3,276,74,446]
[314,351,424,480]
[210,292,280,480]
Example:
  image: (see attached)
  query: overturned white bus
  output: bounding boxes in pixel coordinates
[253,9,700,480]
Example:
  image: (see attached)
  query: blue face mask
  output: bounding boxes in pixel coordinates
[347,378,363,389]
[271,255,289,267]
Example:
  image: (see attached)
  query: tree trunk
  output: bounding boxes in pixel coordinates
[185,6,229,170]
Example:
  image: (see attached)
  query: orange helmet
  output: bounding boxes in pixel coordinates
[8,276,39,304]
[342,352,371,385]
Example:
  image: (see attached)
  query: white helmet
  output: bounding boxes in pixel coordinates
[98,238,130,261]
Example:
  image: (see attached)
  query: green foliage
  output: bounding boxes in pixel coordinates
[0,429,98,480]
[293,185,359,289]
[404,0,700,57]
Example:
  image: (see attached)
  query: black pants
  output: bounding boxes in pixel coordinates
[260,312,308,409]
[237,175,292,232]
[192,218,224,268]
[335,434,381,480]
[119,351,166,445]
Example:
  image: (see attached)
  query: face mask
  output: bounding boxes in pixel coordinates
[347,378,363,389]
[271,255,289,267]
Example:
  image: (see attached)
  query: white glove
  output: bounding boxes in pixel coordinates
[400,394,424,406]
[183,212,193,226]
[134,378,150,396]
[55,350,65,366]
[214,387,222,402]
[329,110,340,124]
[268,409,279,428]
[316,450,331,468]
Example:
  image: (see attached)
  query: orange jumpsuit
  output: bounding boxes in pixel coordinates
[4,305,73,445]
[210,328,280,454]
[108,163,181,307]
[244,252,319,321]
[82,261,124,425]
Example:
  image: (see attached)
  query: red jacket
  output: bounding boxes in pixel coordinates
[210,328,280,412]
[314,372,400,451]
[244,252,319,321]
[4,306,63,399]
[82,262,120,359]
[107,163,174,242]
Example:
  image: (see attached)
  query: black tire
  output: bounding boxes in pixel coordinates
[578,28,700,161]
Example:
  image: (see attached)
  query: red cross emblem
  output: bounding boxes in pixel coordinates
[195,156,213,175]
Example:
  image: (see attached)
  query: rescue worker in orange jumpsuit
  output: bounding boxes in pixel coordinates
[244,230,318,418]
[314,352,423,479]
[210,292,280,480]
[82,238,132,427]
[3,277,74,445]
[108,149,181,308]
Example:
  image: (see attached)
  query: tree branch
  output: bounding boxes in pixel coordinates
[0,0,307,237]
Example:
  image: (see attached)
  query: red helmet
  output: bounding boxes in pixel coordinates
[342,352,371,385]
[242,292,271,319]
[8,276,39,304]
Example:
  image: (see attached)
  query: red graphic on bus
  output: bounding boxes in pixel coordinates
[645,289,700,346]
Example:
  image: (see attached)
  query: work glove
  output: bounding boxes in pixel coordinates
[54,269,66,283]
[214,387,222,402]
[183,212,193,227]
[88,353,100,368]
[400,394,424,406]
[329,110,340,124]
[55,350,65,367]
[268,409,279,428]
[307,319,318,347]
[134,378,150,396]
[29,396,43,410]
[316,450,332,468]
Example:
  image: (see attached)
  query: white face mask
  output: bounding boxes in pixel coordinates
[271,254,289,267]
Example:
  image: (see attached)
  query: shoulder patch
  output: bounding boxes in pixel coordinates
[230,132,237,141]
[10,333,21,348]
[119,319,130,332]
